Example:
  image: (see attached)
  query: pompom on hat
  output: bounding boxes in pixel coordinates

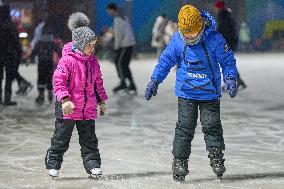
[68,12,96,52]
[178,5,204,36]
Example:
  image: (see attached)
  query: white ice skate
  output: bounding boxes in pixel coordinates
[90,168,102,178]
[48,169,59,178]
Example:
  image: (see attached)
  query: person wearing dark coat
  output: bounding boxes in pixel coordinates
[29,15,61,105]
[214,0,247,90]
[0,2,21,105]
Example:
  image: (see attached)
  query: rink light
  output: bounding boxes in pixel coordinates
[19,32,28,38]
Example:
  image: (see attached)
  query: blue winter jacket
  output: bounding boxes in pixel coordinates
[151,11,237,100]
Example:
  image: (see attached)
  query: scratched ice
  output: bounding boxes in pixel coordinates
[0,53,283,189]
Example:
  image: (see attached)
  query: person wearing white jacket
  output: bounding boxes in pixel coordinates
[151,14,168,57]
[107,3,137,95]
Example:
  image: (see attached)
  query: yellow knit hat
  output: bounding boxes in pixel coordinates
[178,5,204,35]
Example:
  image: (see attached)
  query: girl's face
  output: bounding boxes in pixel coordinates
[83,39,97,56]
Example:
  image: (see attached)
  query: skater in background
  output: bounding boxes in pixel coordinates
[0,2,21,105]
[30,12,64,66]
[145,5,238,181]
[214,0,247,90]
[106,3,137,95]
[4,1,33,97]
[14,71,33,96]
[45,12,108,178]
[238,21,252,52]
[163,19,178,45]
[28,14,61,105]
[151,14,169,57]
[152,14,178,58]
[30,12,47,51]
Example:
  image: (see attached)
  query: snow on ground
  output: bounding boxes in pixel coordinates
[0,53,284,189]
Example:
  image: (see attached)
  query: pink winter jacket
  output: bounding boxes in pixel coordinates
[53,42,108,120]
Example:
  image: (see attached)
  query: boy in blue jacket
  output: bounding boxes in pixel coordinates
[145,5,237,181]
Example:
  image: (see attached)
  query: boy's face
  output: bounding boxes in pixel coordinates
[182,32,201,45]
[183,32,199,40]
[83,39,97,56]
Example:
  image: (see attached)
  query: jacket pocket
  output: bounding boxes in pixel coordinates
[71,93,84,112]
[181,71,217,95]
[85,94,97,115]
[186,61,207,72]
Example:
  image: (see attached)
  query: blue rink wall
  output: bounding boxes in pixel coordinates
[93,0,284,49]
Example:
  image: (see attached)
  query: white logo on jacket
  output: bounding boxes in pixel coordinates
[188,73,208,79]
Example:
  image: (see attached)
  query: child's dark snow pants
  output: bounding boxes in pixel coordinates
[45,101,101,174]
[172,98,225,160]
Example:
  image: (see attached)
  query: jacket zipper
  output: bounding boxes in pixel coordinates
[200,42,218,96]
[92,67,103,104]
[90,68,93,83]
[82,62,89,120]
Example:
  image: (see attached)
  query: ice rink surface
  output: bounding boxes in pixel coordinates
[0,53,283,189]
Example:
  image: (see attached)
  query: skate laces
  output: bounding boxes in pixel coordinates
[173,159,189,175]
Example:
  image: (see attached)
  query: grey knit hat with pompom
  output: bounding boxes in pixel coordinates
[68,12,96,52]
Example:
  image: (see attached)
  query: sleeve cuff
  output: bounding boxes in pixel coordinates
[57,92,71,102]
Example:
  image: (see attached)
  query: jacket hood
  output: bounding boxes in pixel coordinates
[201,11,217,37]
[62,42,95,62]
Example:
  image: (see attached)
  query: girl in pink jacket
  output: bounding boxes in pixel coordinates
[45,12,108,178]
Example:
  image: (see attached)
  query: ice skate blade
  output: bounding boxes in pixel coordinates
[112,88,128,94]
[118,90,129,96]
[23,85,34,96]
[35,100,44,105]
[89,174,102,179]
[17,85,34,96]
[49,175,58,180]
[128,90,137,96]
[173,175,185,183]
[216,175,223,181]
[113,88,128,95]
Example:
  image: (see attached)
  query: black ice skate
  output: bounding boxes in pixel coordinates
[3,101,17,106]
[3,92,17,106]
[172,159,189,182]
[17,81,33,96]
[35,92,44,105]
[128,83,137,95]
[22,82,33,95]
[48,90,53,103]
[112,83,128,94]
[208,148,226,180]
